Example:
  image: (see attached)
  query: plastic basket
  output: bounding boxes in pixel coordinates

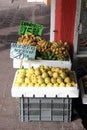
[19,97,72,122]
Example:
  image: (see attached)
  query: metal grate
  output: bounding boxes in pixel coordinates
[19,96,72,122]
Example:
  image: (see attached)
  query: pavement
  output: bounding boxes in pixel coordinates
[0,2,86,130]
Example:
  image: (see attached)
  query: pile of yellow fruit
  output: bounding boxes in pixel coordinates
[17,33,69,60]
[14,66,76,87]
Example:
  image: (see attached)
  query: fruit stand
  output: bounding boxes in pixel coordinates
[10,18,80,122]
[10,0,87,123]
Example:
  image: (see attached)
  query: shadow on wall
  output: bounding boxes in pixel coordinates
[0,3,50,51]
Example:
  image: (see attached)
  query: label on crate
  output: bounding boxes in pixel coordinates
[10,43,36,60]
[19,21,43,36]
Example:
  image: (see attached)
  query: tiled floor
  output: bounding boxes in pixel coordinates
[0,2,86,130]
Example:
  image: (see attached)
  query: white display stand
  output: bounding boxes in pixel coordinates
[13,58,72,70]
[11,71,79,98]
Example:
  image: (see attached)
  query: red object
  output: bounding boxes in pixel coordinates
[54,0,76,53]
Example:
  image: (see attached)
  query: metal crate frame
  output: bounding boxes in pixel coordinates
[19,96,72,122]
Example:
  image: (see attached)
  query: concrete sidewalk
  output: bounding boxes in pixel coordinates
[0,3,86,130]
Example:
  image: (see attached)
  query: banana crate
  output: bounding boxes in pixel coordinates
[19,96,72,122]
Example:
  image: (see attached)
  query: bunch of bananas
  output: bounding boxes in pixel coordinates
[17,34,70,60]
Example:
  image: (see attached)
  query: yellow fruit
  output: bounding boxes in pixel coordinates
[47,83,53,87]
[40,83,46,87]
[35,83,40,87]
[18,69,26,74]
[51,67,55,72]
[66,83,71,87]
[44,66,50,70]
[47,71,53,77]
[64,77,71,83]
[59,82,65,87]
[27,67,34,74]
[28,82,35,86]
[53,83,59,87]
[51,77,57,84]
[53,72,58,78]
[17,77,25,83]
[39,65,44,69]
[60,72,67,79]
[35,69,41,76]
[40,68,45,73]
[71,81,76,86]
[57,77,63,83]
[21,82,28,86]
[26,72,31,78]
[45,77,51,84]
[32,77,37,84]
[38,77,44,84]
[42,72,48,78]
[14,82,21,86]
